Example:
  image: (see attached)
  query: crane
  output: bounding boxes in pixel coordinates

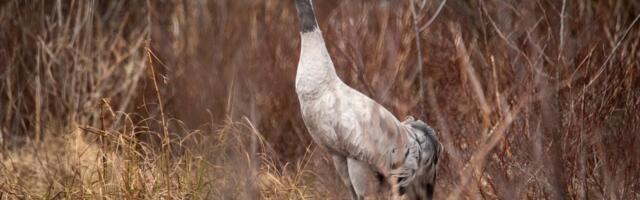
[294,0,441,199]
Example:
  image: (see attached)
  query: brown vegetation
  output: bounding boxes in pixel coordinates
[1,0,639,199]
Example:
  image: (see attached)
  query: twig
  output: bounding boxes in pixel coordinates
[586,14,640,89]
[419,0,448,32]
[410,0,425,116]
[447,93,530,200]
[558,0,566,61]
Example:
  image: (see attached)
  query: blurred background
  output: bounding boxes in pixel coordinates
[1,0,639,199]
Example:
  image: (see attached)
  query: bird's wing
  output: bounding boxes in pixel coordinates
[332,81,440,192]
[333,84,413,173]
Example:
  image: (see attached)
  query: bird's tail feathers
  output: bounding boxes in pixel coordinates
[405,118,441,156]
[402,117,440,199]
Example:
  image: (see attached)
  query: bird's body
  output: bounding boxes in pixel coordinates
[294,0,441,199]
[298,72,406,167]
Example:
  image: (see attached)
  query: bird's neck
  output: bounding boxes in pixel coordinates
[295,30,339,97]
[295,0,340,98]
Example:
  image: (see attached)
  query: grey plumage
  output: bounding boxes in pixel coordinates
[293,0,441,199]
[403,118,441,199]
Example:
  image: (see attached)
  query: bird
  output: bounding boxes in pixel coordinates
[293,0,442,199]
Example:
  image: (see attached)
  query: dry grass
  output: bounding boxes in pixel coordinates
[0,117,332,199]
[1,0,640,199]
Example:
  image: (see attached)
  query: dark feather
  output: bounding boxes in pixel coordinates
[294,0,318,33]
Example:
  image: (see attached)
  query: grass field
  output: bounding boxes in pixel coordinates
[1,0,639,199]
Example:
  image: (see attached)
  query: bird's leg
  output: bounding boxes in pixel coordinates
[347,158,385,199]
[332,155,359,200]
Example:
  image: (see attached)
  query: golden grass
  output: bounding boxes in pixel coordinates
[0,119,335,199]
